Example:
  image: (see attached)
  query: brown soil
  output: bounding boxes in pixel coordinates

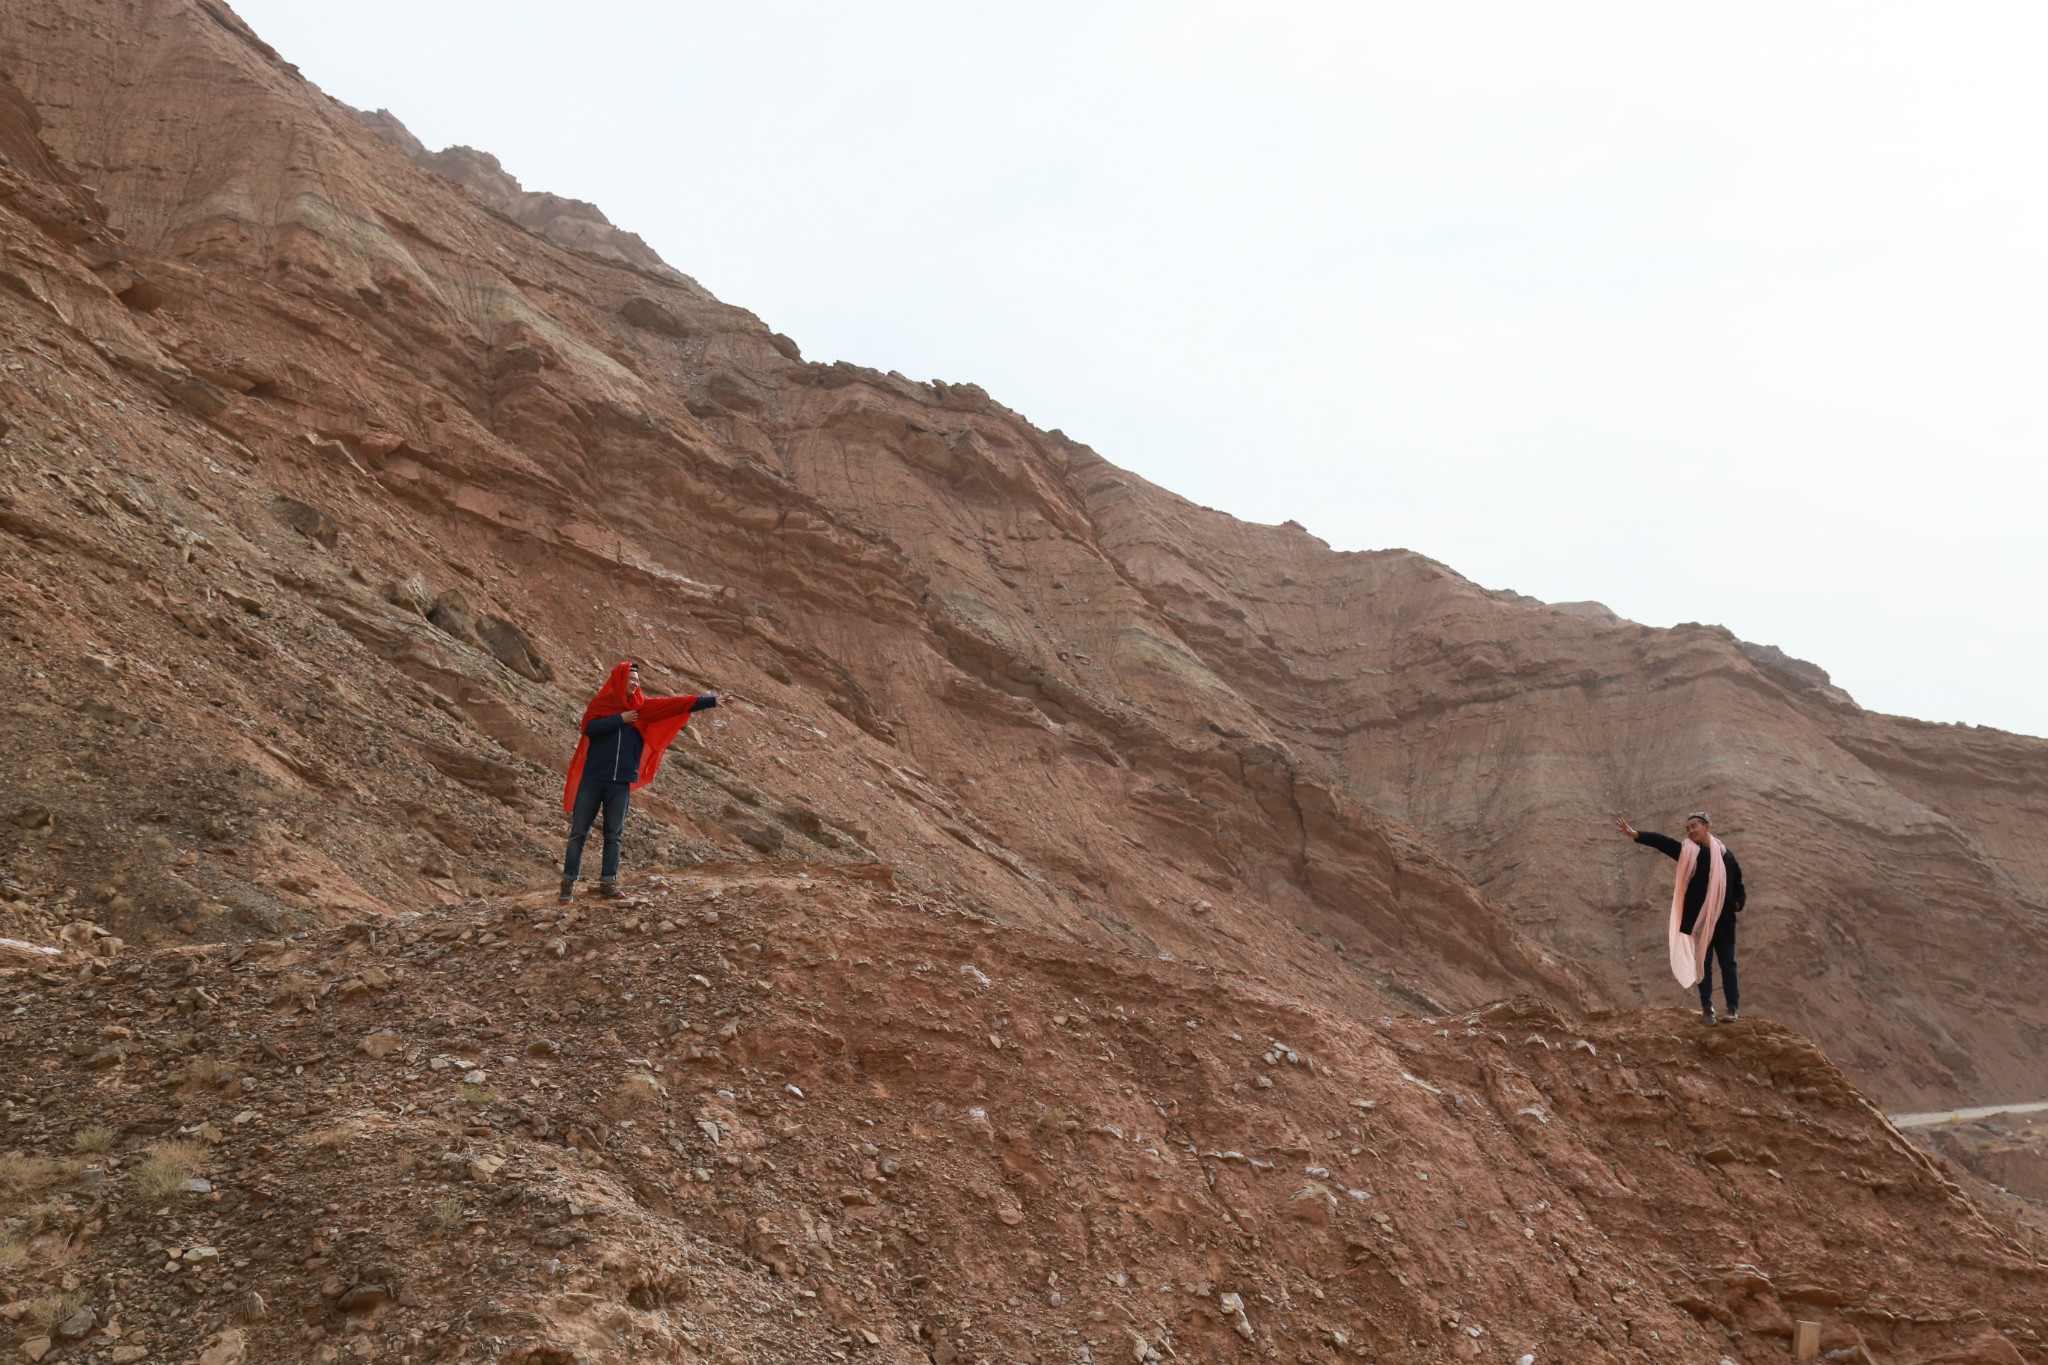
[3,866,2044,1365]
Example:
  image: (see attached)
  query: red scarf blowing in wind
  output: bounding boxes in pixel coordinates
[560,661,700,813]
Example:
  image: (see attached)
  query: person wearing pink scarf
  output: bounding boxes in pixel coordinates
[1616,812,1747,1026]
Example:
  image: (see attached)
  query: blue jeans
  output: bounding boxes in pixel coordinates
[1698,919,1738,1012]
[563,779,631,881]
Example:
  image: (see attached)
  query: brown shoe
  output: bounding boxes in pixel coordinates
[599,878,623,899]
[1701,1005,1718,1027]
[557,878,574,905]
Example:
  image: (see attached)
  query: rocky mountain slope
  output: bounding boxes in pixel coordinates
[3,0,2042,1119]
[3,867,2045,1365]
[1076,484,2048,1108]
[0,0,1585,1069]
[3,2,2048,1361]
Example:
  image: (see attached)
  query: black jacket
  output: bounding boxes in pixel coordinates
[581,696,718,785]
[1635,831,1745,934]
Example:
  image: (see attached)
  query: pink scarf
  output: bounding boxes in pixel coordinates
[1668,835,1728,987]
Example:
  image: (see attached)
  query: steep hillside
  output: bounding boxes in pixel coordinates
[1074,479,2048,1108]
[0,0,1586,1057]
[4,4,2048,1363]
[0,0,2042,1125]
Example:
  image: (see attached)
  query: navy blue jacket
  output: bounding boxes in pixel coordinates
[581,695,718,785]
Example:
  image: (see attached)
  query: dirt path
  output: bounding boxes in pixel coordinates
[1891,1100,2048,1128]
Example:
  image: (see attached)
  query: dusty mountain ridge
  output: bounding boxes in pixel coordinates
[0,0,2045,1359]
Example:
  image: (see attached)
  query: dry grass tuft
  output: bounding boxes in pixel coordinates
[169,1057,233,1087]
[432,1196,465,1231]
[129,1139,207,1200]
[71,1125,117,1155]
[596,1071,666,1120]
[269,980,316,1008]
[456,1084,496,1110]
[0,1231,25,1270]
[0,1152,82,1202]
[310,1124,359,1152]
[25,1290,83,1331]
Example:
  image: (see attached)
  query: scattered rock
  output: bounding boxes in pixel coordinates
[52,1307,96,1340]
[620,296,690,337]
[196,1328,244,1365]
[477,613,554,681]
[273,497,340,550]
[358,1029,404,1059]
[335,1283,389,1312]
[384,572,435,616]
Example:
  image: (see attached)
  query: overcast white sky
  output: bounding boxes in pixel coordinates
[235,1,2048,737]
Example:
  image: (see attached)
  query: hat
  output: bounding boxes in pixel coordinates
[1686,811,1711,825]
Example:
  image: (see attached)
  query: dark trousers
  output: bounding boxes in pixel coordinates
[563,779,631,881]
[1698,918,1738,1012]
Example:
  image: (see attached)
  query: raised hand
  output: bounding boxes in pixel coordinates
[1614,817,1638,840]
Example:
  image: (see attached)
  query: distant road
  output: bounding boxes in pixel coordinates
[1890,1101,2048,1130]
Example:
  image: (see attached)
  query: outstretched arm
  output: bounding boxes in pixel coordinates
[633,693,713,724]
[1625,824,1684,860]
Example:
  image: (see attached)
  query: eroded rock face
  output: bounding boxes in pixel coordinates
[350,107,699,287]
[1067,476,2048,1108]
[0,0,2039,1154]
[0,0,1579,1070]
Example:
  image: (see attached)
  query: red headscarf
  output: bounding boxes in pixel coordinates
[561,661,700,811]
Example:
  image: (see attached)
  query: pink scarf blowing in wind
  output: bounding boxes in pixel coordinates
[1668,836,1729,987]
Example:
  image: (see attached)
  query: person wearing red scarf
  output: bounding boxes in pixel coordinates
[559,661,717,902]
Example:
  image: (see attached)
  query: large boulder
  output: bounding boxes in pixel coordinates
[426,589,480,644]
[621,296,689,337]
[477,614,554,682]
[272,497,339,550]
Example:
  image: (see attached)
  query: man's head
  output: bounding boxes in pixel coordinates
[626,662,642,693]
[1684,812,1711,845]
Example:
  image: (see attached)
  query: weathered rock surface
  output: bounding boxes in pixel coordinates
[0,0,1586,1072]
[349,107,699,287]
[1069,481,2048,1108]
[0,28,2041,1363]
[0,869,2041,1365]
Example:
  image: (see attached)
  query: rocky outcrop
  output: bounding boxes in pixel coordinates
[348,106,698,286]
